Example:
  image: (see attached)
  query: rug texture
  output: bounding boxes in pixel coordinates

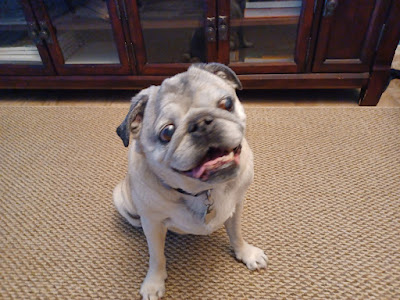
[1,106,399,299]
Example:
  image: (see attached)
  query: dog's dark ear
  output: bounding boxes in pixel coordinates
[192,62,242,90]
[116,93,148,147]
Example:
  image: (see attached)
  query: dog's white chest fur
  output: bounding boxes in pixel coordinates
[163,187,238,235]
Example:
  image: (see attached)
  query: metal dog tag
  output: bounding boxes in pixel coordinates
[203,190,216,224]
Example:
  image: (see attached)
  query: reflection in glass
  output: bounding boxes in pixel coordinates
[138,0,206,63]
[43,0,120,64]
[230,0,301,63]
[0,1,42,65]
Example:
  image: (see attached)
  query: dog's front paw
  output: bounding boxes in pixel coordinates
[140,273,166,300]
[235,242,268,270]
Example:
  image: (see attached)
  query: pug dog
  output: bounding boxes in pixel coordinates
[113,63,267,299]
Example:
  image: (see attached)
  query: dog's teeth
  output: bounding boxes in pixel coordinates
[221,151,234,162]
[190,150,238,180]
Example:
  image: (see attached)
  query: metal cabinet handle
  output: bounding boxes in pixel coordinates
[39,29,49,41]
[38,22,52,44]
[27,22,42,45]
[206,17,216,42]
[30,29,40,39]
[218,16,228,41]
[323,0,338,17]
[27,22,53,45]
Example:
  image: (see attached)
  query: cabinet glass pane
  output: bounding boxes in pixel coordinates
[0,1,42,65]
[230,0,301,63]
[139,0,206,63]
[43,0,119,64]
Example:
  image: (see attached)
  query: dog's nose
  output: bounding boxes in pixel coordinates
[188,116,214,134]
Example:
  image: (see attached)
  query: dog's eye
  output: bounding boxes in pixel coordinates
[159,124,175,143]
[218,97,234,112]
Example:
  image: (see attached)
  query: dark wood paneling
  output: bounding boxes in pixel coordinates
[312,0,390,72]
[359,68,389,106]
[124,0,147,74]
[137,63,192,75]
[372,0,400,67]
[117,0,136,73]
[0,73,368,90]
[0,64,52,76]
[360,0,400,106]
[294,0,315,72]
[0,75,164,89]
[239,73,369,89]
[327,2,375,58]
[29,0,65,71]
[306,0,324,72]
[206,0,218,62]
[217,0,230,64]
[231,62,298,74]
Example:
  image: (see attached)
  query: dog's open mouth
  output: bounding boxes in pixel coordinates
[179,145,242,181]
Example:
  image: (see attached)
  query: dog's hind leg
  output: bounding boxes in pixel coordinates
[113,175,142,227]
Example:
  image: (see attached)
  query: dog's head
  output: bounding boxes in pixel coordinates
[117,63,246,193]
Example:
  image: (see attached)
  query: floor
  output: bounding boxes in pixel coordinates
[1,47,399,108]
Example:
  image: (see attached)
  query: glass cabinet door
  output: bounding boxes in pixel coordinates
[0,0,54,75]
[225,0,314,73]
[33,0,131,75]
[130,0,216,75]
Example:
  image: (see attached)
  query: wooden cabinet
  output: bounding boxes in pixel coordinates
[312,0,390,73]
[223,0,315,74]
[1,0,399,106]
[0,0,55,75]
[125,0,216,75]
[31,0,132,75]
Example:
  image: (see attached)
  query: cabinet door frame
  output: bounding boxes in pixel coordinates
[125,0,217,75]
[312,0,391,73]
[29,0,132,75]
[0,0,55,75]
[218,0,315,74]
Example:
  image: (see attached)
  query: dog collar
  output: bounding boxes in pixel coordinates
[158,179,215,223]
[160,181,215,223]
[173,187,210,197]
[158,178,210,198]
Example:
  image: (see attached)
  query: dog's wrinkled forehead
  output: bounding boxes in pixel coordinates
[157,66,235,112]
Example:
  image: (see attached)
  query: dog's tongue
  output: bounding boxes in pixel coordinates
[192,165,207,179]
[189,149,237,179]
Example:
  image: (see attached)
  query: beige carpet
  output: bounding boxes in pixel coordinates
[1,106,399,299]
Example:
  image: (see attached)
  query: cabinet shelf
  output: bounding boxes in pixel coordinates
[232,16,299,27]
[50,1,110,31]
[140,19,202,30]
[63,41,119,64]
[53,14,111,30]
[57,30,119,65]
[242,0,301,25]
[0,19,27,31]
[245,1,301,16]
[140,15,298,30]
[0,46,41,64]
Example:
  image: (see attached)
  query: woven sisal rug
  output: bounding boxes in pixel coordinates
[1,106,399,299]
